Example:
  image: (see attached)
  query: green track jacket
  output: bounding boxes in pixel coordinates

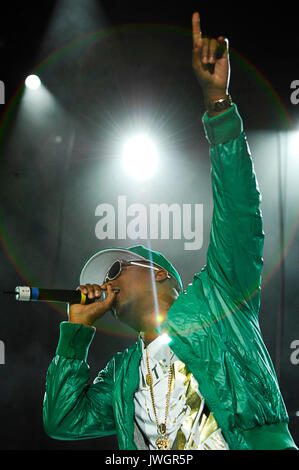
[43,104,298,450]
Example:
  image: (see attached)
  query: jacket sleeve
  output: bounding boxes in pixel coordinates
[43,321,116,440]
[202,104,265,315]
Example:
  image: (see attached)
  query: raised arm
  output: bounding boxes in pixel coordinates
[192,13,264,315]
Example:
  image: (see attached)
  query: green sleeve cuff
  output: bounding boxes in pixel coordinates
[243,422,298,450]
[202,103,243,145]
[56,321,96,361]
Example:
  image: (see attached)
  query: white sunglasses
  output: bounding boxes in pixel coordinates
[104,259,169,283]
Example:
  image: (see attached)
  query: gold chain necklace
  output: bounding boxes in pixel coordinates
[145,344,173,450]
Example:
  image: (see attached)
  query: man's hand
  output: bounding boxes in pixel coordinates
[68,283,118,327]
[192,12,230,112]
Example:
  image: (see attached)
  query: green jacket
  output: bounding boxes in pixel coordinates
[43,104,297,450]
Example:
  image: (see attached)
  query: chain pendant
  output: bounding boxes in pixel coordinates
[156,423,170,450]
[156,435,171,450]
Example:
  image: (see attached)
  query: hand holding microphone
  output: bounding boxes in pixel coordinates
[68,283,119,327]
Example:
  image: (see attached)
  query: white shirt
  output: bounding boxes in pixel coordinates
[134,335,228,450]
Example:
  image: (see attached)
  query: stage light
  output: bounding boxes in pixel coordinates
[122,134,158,180]
[25,75,41,90]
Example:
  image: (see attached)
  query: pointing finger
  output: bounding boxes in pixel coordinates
[192,12,202,48]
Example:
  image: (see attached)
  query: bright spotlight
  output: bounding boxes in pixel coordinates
[25,75,41,90]
[122,134,158,180]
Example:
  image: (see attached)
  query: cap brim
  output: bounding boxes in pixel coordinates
[79,248,153,286]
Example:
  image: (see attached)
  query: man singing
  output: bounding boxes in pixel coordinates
[43,12,297,450]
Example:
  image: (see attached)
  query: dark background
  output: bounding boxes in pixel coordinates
[0,0,298,450]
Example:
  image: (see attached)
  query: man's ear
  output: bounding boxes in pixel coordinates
[155,268,170,282]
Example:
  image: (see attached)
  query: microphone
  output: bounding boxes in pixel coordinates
[3,286,120,305]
